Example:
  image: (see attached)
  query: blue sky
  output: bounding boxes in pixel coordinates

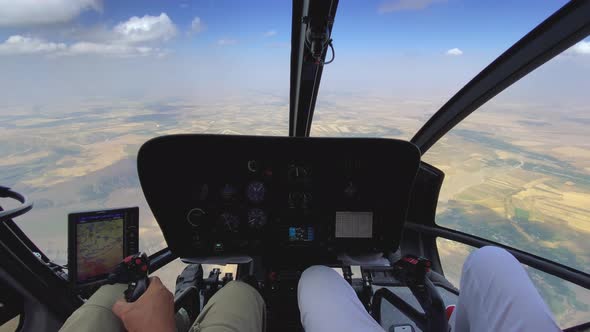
[0,0,566,53]
[0,0,587,105]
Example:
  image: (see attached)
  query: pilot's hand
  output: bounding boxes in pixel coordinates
[112,276,175,332]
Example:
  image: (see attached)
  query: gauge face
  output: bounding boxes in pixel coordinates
[288,165,309,182]
[246,181,266,203]
[288,192,311,209]
[247,160,259,173]
[247,208,267,229]
[219,212,240,233]
[220,184,238,201]
[187,208,206,227]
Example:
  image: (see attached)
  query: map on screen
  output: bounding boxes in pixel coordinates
[76,215,124,282]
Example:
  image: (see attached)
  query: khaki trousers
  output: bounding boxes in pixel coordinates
[59,281,265,332]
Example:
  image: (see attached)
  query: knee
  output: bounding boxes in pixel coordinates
[301,265,333,278]
[223,280,259,296]
[464,246,518,274]
[213,280,265,307]
[300,265,337,286]
[469,246,514,264]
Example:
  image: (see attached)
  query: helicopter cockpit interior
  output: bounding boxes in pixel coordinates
[1,0,590,331]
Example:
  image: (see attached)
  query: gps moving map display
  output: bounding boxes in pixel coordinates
[76,214,123,282]
[68,207,139,286]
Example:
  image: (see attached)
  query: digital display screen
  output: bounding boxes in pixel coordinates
[288,226,314,242]
[335,212,373,238]
[76,213,125,283]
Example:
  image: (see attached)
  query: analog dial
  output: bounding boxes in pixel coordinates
[247,208,267,229]
[246,181,266,203]
[187,208,206,227]
[219,212,240,233]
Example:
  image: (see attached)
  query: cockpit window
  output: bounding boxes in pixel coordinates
[0,1,291,262]
[425,37,590,274]
[310,0,568,139]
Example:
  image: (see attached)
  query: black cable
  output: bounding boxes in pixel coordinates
[304,37,335,65]
[324,40,335,64]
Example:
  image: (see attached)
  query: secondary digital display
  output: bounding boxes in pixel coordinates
[76,213,125,283]
[288,226,314,242]
[335,212,373,238]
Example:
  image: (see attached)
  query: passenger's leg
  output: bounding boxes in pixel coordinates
[450,246,560,332]
[190,281,266,332]
[59,284,127,332]
[298,265,384,332]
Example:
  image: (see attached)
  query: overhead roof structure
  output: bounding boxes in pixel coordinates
[289,0,339,137]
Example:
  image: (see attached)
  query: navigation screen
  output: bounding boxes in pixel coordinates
[289,226,314,242]
[76,213,124,283]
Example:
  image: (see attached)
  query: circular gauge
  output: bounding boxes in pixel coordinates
[220,184,238,201]
[219,212,240,232]
[288,165,308,183]
[187,208,206,227]
[247,208,267,229]
[288,192,311,208]
[247,160,259,173]
[246,181,266,203]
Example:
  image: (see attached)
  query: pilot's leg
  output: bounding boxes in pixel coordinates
[59,284,127,332]
[449,246,560,332]
[298,265,384,332]
[189,281,266,332]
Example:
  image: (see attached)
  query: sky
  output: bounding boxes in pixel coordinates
[0,0,588,106]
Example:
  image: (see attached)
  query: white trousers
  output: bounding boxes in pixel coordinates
[297,246,561,332]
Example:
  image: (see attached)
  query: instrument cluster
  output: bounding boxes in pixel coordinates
[138,135,421,261]
[184,159,324,251]
[185,160,274,234]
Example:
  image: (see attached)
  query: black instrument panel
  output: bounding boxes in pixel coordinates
[138,135,420,263]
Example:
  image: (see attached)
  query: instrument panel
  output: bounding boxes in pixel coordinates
[138,135,420,263]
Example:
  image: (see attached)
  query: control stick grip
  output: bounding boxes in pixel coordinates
[108,252,150,302]
[125,277,149,302]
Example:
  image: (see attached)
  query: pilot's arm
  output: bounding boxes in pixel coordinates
[59,277,175,332]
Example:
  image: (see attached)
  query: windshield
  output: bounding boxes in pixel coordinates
[311,0,569,138]
[0,0,292,260]
[0,0,572,267]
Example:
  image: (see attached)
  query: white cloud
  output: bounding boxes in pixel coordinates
[567,40,590,55]
[0,12,177,57]
[114,13,177,44]
[378,0,445,13]
[264,30,277,37]
[190,17,204,34]
[0,0,101,26]
[217,39,237,46]
[0,35,67,55]
[446,48,463,56]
